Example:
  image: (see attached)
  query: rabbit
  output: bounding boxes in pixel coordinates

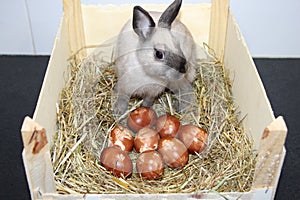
[113,0,197,116]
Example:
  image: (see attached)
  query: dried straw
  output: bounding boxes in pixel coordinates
[51,43,257,195]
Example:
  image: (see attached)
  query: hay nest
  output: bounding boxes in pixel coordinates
[51,43,256,195]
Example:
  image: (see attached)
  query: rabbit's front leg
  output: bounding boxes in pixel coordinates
[142,96,155,107]
[113,93,130,117]
[173,81,195,113]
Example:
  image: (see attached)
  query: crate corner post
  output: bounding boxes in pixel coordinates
[63,0,86,61]
[208,0,230,62]
[21,116,56,199]
[252,116,287,199]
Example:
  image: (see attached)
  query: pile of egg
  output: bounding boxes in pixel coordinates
[100,106,208,180]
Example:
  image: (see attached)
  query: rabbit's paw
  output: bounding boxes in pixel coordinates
[112,95,129,119]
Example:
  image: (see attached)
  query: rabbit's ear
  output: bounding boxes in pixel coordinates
[133,6,156,40]
[158,0,182,29]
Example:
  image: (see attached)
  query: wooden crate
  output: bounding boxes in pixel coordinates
[21,0,287,199]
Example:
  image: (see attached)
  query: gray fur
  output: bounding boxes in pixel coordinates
[158,0,182,29]
[113,0,196,116]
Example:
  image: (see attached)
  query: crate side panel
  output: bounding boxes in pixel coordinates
[33,17,70,145]
[81,4,211,55]
[223,12,274,149]
[42,191,256,200]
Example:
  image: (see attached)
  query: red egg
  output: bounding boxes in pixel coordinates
[134,127,160,153]
[178,125,208,154]
[100,146,133,178]
[158,137,189,169]
[136,150,164,180]
[127,106,157,132]
[156,114,181,138]
[109,125,134,152]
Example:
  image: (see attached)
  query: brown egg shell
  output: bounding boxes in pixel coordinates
[100,146,133,178]
[134,127,160,153]
[158,137,189,169]
[136,150,165,180]
[127,106,157,132]
[109,125,134,152]
[178,125,208,154]
[156,114,181,138]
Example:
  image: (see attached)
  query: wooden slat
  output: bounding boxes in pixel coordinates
[208,0,230,62]
[252,116,287,191]
[63,0,86,61]
[21,116,56,199]
[223,12,275,149]
[33,16,70,145]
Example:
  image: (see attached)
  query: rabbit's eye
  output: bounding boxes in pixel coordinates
[155,50,164,60]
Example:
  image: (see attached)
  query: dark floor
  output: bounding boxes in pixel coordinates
[254,58,300,200]
[0,55,299,199]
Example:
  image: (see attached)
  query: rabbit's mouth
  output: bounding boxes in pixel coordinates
[165,68,186,82]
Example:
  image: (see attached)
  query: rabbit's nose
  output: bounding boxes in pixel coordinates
[179,60,187,73]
